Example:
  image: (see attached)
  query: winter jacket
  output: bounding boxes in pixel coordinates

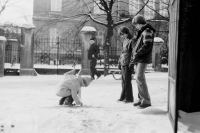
[56,70,91,105]
[131,23,156,64]
[88,43,100,60]
[118,38,133,66]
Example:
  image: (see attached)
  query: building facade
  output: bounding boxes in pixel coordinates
[33,0,169,51]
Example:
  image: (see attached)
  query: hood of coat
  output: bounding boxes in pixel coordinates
[137,23,156,39]
[77,76,92,87]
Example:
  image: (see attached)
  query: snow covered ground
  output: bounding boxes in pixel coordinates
[178,111,200,133]
[0,72,199,133]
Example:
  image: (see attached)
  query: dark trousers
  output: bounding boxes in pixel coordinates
[120,65,134,101]
[89,58,100,77]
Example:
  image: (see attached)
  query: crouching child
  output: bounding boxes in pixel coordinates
[56,69,92,107]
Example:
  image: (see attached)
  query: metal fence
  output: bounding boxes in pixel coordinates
[3,37,121,75]
[34,37,121,70]
[34,37,82,70]
[4,41,20,69]
[97,47,121,69]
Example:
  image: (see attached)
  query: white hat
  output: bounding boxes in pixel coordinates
[81,77,92,87]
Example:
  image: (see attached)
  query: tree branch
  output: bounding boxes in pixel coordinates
[99,0,109,11]
[81,0,91,11]
[109,0,115,11]
[0,0,9,15]
[114,0,149,27]
[144,1,169,21]
[93,0,106,12]
[114,17,132,27]
[87,14,107,26]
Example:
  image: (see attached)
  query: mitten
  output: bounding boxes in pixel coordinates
[76,101,83,106]
[129,63,134,70]
[118,64,121,70]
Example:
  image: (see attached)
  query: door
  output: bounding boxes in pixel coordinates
[168,0,180,132]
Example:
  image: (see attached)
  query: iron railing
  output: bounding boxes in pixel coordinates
[34,37,82,69]
[4,41,20,69]
[4,37,122,74]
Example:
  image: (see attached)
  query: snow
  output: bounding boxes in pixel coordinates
[0,72,199,133]
[4,63,153,71]
[81,26,97,32]
[0,0,33,26]
[0,36,7,41]
[7,39,18,41]
[19,23,35,29]
[154,37,164,43]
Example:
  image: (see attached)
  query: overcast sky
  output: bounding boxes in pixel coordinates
[0,0,33,26]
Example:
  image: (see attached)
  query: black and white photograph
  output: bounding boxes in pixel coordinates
[0,0,199,133]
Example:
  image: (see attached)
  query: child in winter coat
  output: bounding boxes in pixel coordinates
[56,69,92,106]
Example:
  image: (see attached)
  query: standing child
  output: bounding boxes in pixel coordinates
[129,15,156,109]
[56,69,92,106]
[117,26,134,103]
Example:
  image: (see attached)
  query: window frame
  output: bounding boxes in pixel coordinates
[144,0,155,19]
[51,0,62,12]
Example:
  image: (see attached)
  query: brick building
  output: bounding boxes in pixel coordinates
[33,0,169,49]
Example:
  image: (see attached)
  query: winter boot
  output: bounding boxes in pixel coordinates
[59,97,67,105]
[63,95,74,106]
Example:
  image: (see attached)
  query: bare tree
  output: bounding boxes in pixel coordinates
[34,0,170,75]
[0,0,32,25]
[87,0,146,75]
[0,0,9,15]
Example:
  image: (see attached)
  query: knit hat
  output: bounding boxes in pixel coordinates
[81,76,92,87]
[90,37,96,40]
[118,26,130,35]
[132,15,146,25]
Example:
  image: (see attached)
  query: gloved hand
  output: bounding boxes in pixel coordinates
[129,63,134,70]
[118,64,121,70]
[76,101,83,106]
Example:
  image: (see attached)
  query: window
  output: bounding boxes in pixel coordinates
[159,0,168,17]
[144,0,155,19]
[51,0,62,12]
[129,0,139,15]
[94,0,105,14]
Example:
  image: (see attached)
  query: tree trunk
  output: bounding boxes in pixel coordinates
[104,18,113,76]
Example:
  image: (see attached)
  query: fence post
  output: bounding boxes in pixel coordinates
[56,36,59,75]
[80,26,97,75]
[152,37,164,71]
[0,36,6,77]
[19,24,37,76]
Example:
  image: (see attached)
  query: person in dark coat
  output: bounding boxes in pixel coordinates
[117,26,134,103]
[88,37,101,80]
[129,15,156,109]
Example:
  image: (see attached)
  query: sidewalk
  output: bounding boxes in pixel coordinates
[0,72,173,133]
